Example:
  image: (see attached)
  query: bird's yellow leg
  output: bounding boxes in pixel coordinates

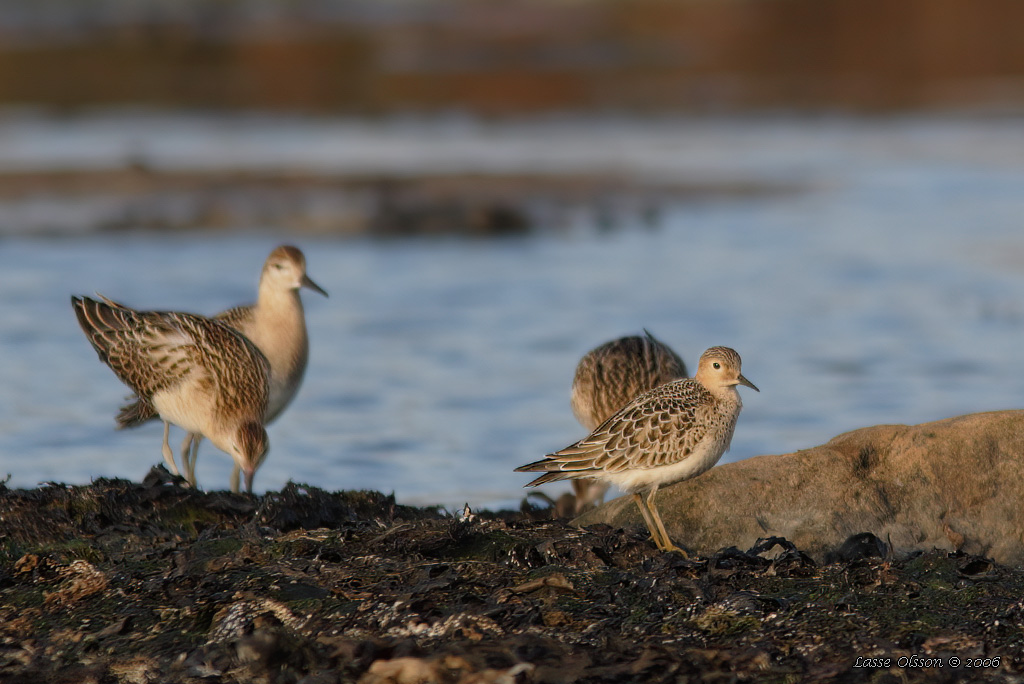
[180,434,202,487]
[161,422,179,475]
[645,487,689,557]
[632,492,667,549]
[230,465,241,494]
[187,436,199,485]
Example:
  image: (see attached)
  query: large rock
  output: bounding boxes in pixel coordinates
[573,410,1024,564]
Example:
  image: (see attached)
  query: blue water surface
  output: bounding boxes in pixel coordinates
[1,114,1023,509]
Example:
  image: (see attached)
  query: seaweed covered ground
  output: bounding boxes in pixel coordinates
[1,469,1022,683]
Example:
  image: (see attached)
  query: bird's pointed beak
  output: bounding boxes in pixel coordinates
[737,374,759,392]
[244,467,256,494]
[301,274,328,297]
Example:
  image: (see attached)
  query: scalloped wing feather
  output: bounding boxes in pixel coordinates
[539,378,714,477]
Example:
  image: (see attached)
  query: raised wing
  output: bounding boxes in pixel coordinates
[72,296,269,419]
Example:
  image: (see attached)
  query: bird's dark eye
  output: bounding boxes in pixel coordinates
[273,263,285,270]
[713,362,721,369]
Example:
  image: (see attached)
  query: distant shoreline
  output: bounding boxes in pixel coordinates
[1,0,1023,115]
[0,166,798,237]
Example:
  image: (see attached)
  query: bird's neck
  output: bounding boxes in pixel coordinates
[257,279,304,312]
[711,385,743,413]
[249,286,308,366]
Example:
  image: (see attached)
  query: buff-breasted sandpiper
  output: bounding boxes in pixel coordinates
[518,346,757,554]
[569,330,687,512]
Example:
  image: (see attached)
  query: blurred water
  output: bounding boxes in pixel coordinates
[2,113,1024,510]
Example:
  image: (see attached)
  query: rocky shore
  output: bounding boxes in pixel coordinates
[579,410,1024,566]
[1,459,1022,683]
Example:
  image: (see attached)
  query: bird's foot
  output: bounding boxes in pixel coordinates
[657,542,690,558]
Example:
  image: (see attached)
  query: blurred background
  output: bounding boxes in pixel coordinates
[2,0,1024,509]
